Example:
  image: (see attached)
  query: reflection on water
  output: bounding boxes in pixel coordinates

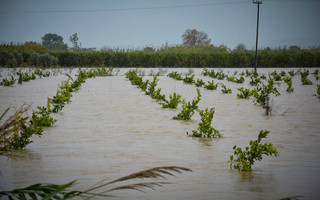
[0,68,320,200]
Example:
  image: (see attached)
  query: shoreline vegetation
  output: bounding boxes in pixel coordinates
[1,43,320,68]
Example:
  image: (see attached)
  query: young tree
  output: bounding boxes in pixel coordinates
[69,33,79,51]
[182,29,211,47]
[41,33,68,51]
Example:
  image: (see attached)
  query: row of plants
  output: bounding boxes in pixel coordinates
[127,69,281,171]
[168,71,233,94]
[0,68,51,86]
[125,70,222,138]
[0,69,97,151]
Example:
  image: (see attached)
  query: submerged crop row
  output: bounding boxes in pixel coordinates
[0,69,99,152]
[125,70,221,138]
[167,71,233,94]
[0,68,51,86]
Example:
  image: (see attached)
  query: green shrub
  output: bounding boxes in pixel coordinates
[0,49,22,67]
[161,93,181,108]
[167,71,183,80]
[173,88,201,120]
[230,130,279,171]
[30,100,56,127]
[282,76,294,93]
[195,78,205,87]
[237,87,252,99]
[28,53,58,67]
[220,83,232,94]
[0,75,16,86]
[187,108,222,138]
[204,80,218,90]
[300,69,313,85]
[183,74,195,84]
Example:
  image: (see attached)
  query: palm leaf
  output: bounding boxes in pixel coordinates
[84,166,191,193]
[0,166,192,200]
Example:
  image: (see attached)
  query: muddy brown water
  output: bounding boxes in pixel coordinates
[0,68,319,199]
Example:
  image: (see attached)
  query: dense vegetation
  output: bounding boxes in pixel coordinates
[1,44,320,68]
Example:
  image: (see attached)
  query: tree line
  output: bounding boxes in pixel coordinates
[1,29,320,68]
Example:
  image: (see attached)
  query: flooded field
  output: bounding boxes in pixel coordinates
[0,67,320,200]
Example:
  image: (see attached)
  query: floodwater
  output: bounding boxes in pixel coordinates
[0,67,320,200]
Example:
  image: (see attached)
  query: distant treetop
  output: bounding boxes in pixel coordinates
[182,28,211,47]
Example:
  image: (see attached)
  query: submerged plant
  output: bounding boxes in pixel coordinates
[187,108,222,138]
[312,69,319,80]
[230,130,279,171]
[237,87,252,99]
[30,100,56,127]
[0,105,43,151]
[17,70,36,84]
[300,69,313,85]
[173,88,201,120]
[220,83,232,94]
[204,80,218,90]
[0,75,16,86]
[145,76,159,96]
[251,78,280,107]
[288,70,295,77]
[226,75,245,84]
[183,74,195,84]
[282,76,294,93]
[216,71,226,80]
[161,93,182,109]
[95,66,119,76]
[249,76,261,86]
[315,84,320,100]
[0,166,192,199]
[167,71,183,80]
[195,78,205,87]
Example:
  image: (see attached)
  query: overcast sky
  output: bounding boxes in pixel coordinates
[0,0,319,50]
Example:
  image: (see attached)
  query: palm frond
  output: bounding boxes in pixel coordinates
[105,182,169,193]
[0,166,192,200]
[84,166,191,193]
[109,166,192,184]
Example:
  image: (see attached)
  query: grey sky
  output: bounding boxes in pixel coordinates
[0,0,319,50]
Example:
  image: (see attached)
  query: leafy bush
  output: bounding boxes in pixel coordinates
[249,76,261,86]
[220,83,232,94]
[195,78,205,87]
[237,87,252,99]
[161,93,182,108]
[30,100,56,127]
[187,108,222,138]
[167,71,183,80]
[0,49,22,67]
[251,82,280,106]
[300,69,313,85]
[204,80,218,90]
[173,88,201,120]
[17,70,36,84]
[183,74,195,84]
[0,105,43,151]
[230,130,279,171]
[28,53,58,67]
[282,76,294,92]
[0,75,16,86]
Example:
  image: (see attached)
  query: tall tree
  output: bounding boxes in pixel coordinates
[41,33,68,50]
[182,29,211,47]
[69,33,79,51]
